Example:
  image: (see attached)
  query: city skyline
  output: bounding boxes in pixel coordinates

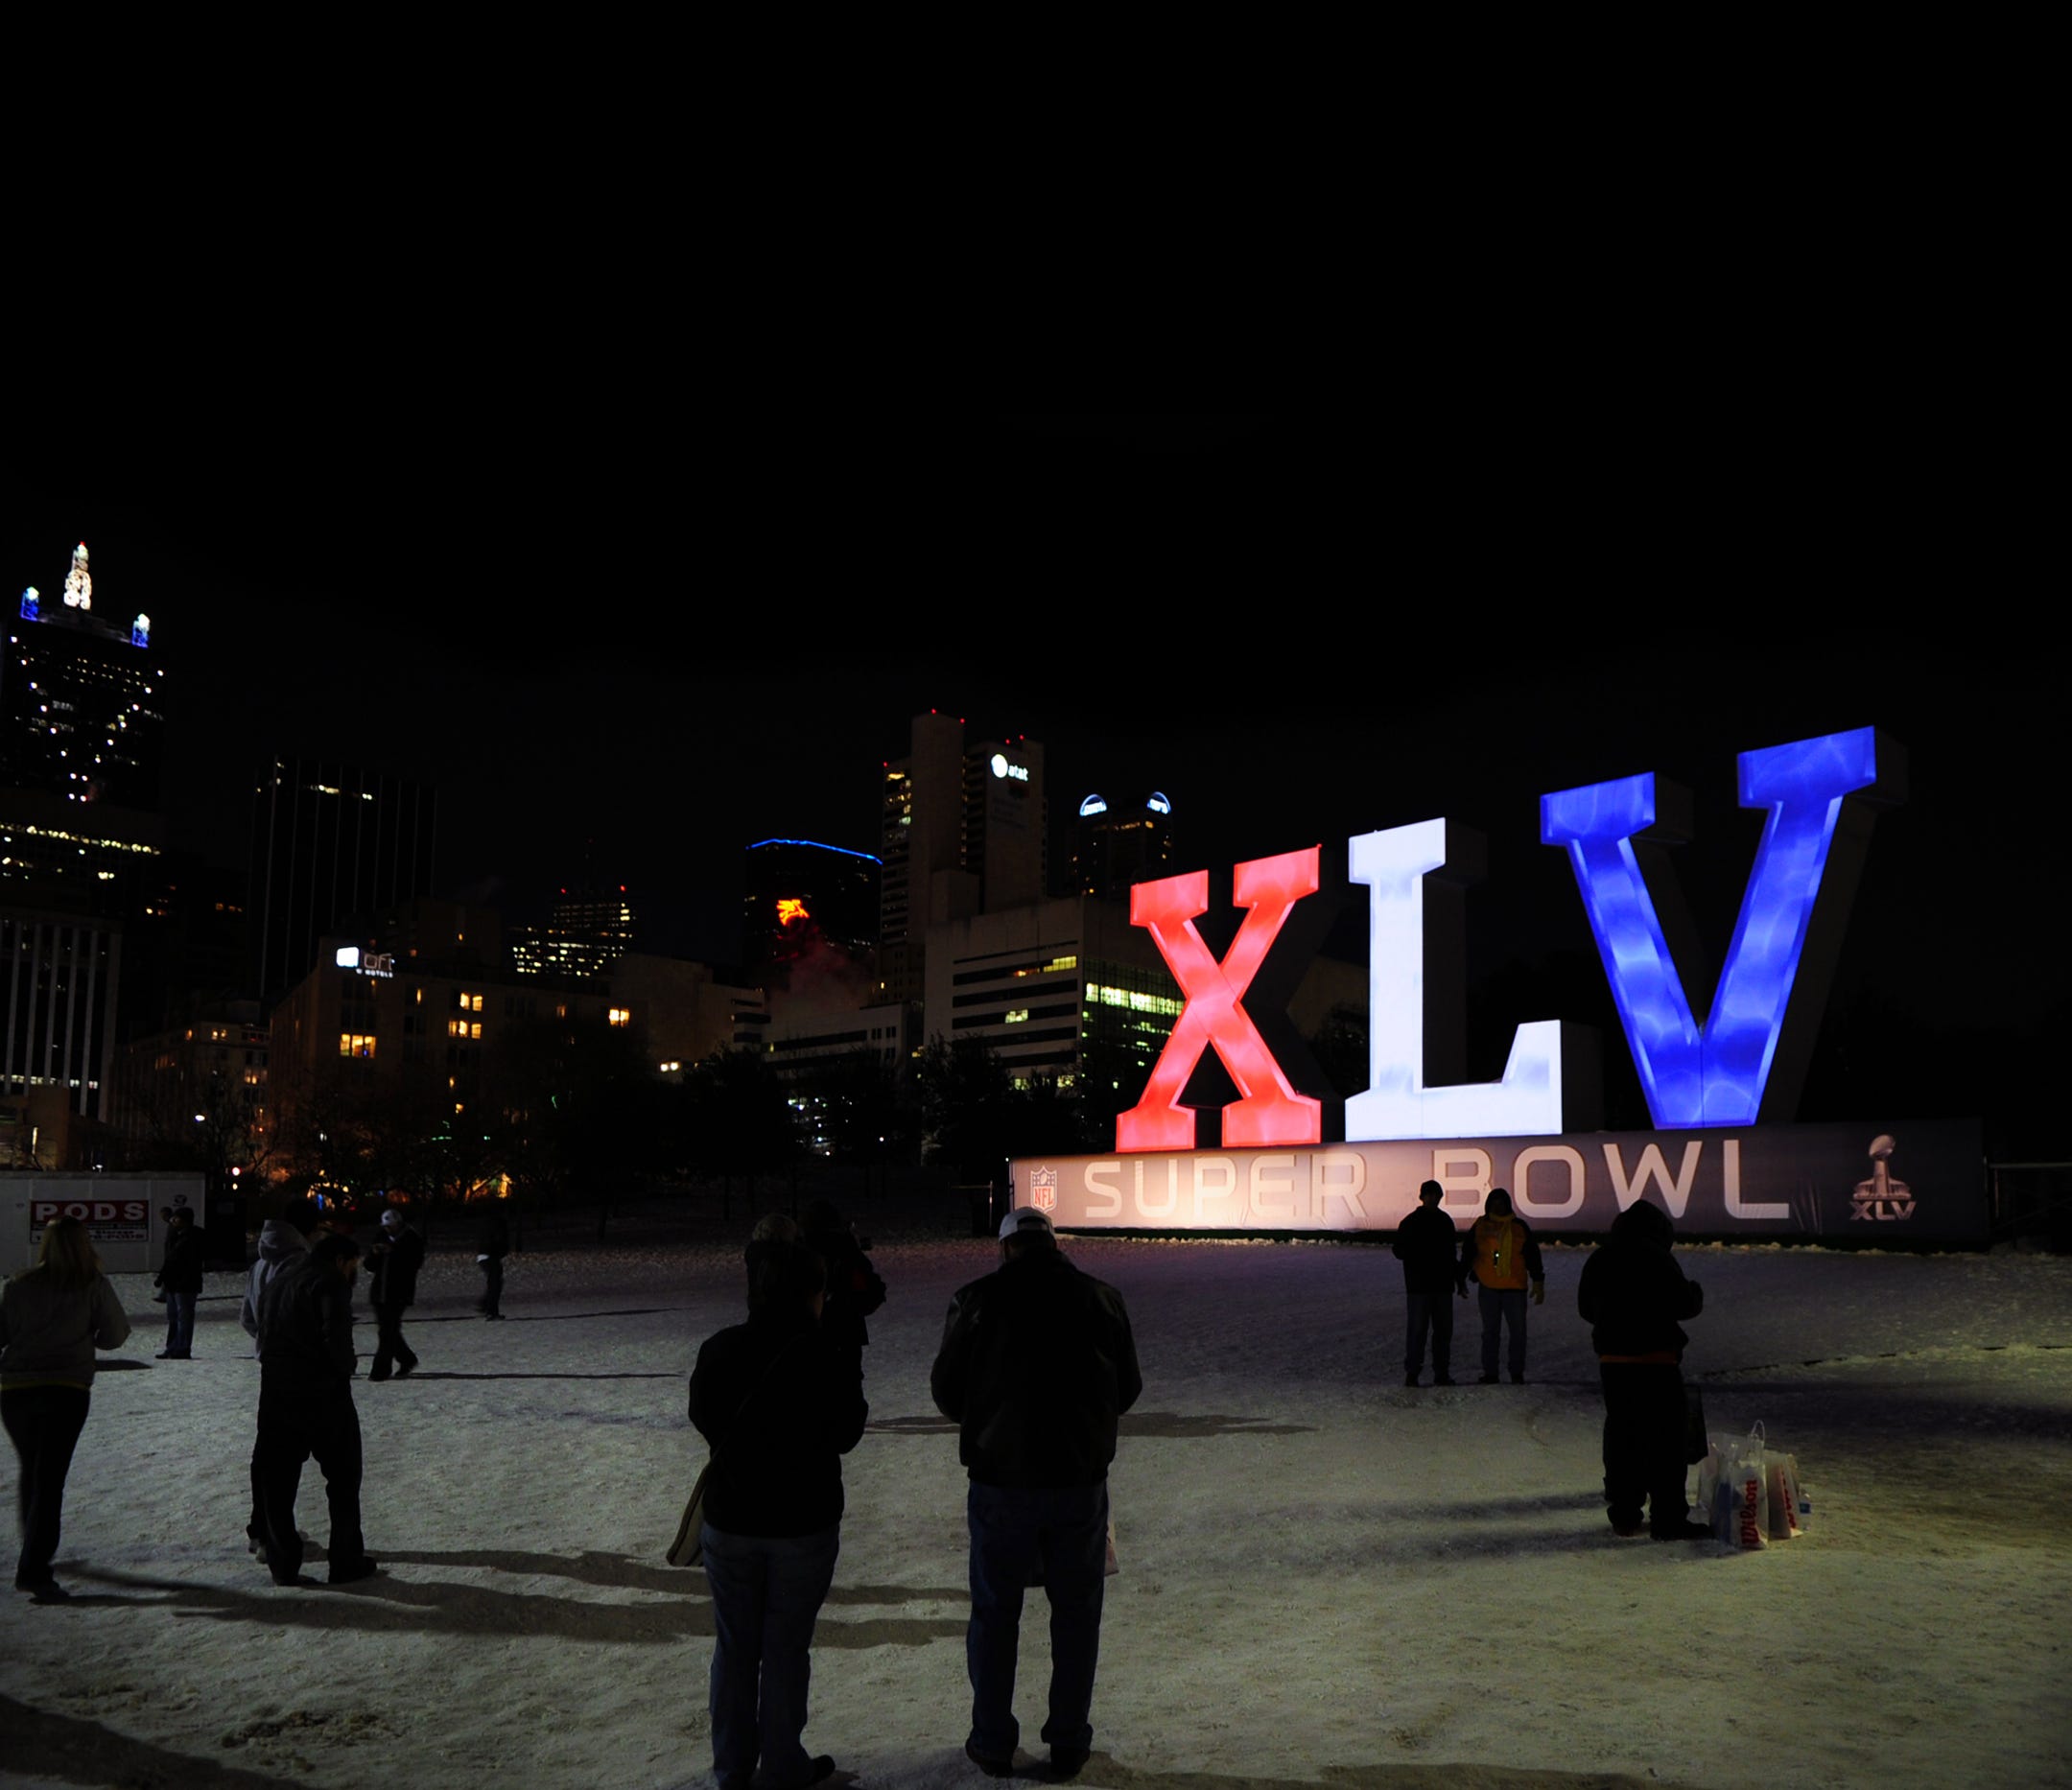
[3,414,2058,1146]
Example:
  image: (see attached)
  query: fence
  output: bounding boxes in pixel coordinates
[1989,1162,2072,1251]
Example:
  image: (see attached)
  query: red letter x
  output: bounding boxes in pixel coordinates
[1116,846,1323,1152]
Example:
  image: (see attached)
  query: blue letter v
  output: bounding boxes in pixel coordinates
[1542,727,1896,1128]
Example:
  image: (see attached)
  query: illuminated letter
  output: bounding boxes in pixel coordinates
[1249,1154,1299,1221]
[1511,1144,1587,1219]
[1344,820,1566,1141]
[1431,1148,1492,1211]
[1721,1139,1788,1221]
[1542,727,1900,1127]
[1135,1157,1179,1218]
[1313,1150,1368,1225]
[1192,1157,1240,1224]
[1084,1161,1122,1220]
[1601,1141,1703,1217]
[1116,849,1323,1151]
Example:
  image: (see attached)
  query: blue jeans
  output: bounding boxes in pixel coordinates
[164,1290,197,1356]
[966,1479,1109,1761]
[700,1522,839,1788]
[1478,1286,1527,1378]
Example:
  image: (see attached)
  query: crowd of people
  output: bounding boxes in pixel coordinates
[1,1184,1709,1785]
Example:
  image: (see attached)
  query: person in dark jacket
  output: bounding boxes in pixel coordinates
[930,1207,1142,1781]
[801,1198,885,1378]
[2,1217,131,1602]
[1392,1180,1467,1386]
[364,1209,425,1380]
[240,1214,310,1556]
[252,1232,379,1585]
[475,1204,509,1320]
[154,1207,204,1359]
[1576,1198,1709,1540]
[689,1236,866,1790]
[1463,1188,1544,1383]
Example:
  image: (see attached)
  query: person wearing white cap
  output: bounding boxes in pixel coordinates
[365,1209,425,1382]
[930,1206,1142,1780]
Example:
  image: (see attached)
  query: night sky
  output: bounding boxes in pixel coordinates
[4,412,2059,1147]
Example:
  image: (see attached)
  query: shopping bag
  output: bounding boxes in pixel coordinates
[1710,1424,1770,1548]
[1764,1450,1811,1539]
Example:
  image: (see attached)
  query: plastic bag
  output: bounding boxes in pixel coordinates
[1707,1424,1770,1549]
[1765,1451,1811,1538]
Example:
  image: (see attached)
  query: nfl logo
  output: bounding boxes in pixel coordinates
[1030,1167,1057,1213]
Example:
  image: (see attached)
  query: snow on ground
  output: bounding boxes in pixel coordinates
[4,1220,2070,1790]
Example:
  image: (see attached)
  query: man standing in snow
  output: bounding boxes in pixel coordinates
[153,1208,204,1359]
[1464,1188,1544,1383]
[1576,1199,1710,1540]
[1392,1180,1467,1386]
[241,1213,309,1557]
[930,1207,1142,1781]
[365,1209,425,1380]
[475,1204,509,1320]
[252,1231,379,1585]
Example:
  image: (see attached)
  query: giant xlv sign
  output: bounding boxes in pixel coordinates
[1117,726,1903,1150]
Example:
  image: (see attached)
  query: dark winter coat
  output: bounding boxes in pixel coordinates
[365,1225,425,1309]
[688,1306,867,1537]
[805,1223,886,1358]
[1576,1200,1704,1358]
[255,1256,358,1393]
[1392,1203,1465,1297]
[930,1246,1142,1490]
[476,1210,509,1260]
[156,1222,205,1295]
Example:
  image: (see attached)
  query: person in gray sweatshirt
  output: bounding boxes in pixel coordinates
[241,1214,310,1554]
[242,1217,311,1353]
[1,1217,132,1602]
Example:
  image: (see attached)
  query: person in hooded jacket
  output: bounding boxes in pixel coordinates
[1576,1198,1709,1540]
[1463,1188,1543,1383]
[364,1209,424,1381]
[252,1231,379,1585]
[801,1197,885,1379]
[240,1214,309,1556]
[242,1216,310,1351]
[688,1234,866,1790]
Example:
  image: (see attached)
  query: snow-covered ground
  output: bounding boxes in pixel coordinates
[5,1226,2069,1790]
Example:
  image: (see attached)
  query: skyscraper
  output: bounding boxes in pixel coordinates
[511,882,637,981]
[877,713,1046,1003]
[2,544,165,809]
[1071,789,1175,898]
[0,543,168,1140]
[248,758,437,1006]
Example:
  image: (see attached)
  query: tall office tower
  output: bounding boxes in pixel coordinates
[0,544,169,1142]
[963,736,1048,910]
[876,714,1046,1004]
[511,882,636,981]
[1071,789,1175,898]
[3,545,165,809]
[742,838,881,970]
[249,758,437,1006]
